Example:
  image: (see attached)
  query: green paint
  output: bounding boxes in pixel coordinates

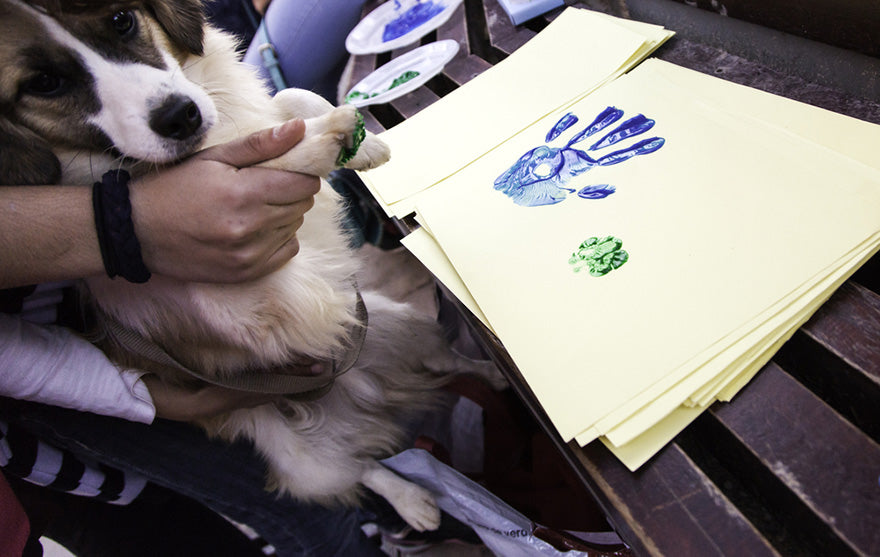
[345,70,421,104]
[569,236,628,276]
[344,91,376,103]
[337,110,366,166]
[389,70,420,89]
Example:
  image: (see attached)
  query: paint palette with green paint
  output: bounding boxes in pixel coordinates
[344,40,459,108]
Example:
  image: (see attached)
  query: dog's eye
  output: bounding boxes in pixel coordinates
[111,10,137,37]
[22,72,65,97]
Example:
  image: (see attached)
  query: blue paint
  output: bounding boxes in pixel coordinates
[589,115,654,150]
[597,137,665,166]
[494,106,665,207]
[564,106,623,148]
[577,184,616,199]
[546,112,578,142]
[383,1,445,42]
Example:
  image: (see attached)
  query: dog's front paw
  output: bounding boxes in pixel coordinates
[390,482,442,532]
[344,133,390,171]
[361,464,441,531]
[284,105,365,177]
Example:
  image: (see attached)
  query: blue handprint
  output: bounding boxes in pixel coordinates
[494,107,665,207]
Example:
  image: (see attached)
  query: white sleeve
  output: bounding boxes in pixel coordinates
[0,313,156,424]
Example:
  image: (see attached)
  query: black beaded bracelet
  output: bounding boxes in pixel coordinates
[92,169,151,283]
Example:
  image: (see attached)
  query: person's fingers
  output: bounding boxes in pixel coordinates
[259,197,314,232]
[199,119,306,168]
[243,218,305,277]
[250,171,320,206]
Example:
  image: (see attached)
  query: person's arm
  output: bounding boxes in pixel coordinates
[0,118,319,289]
[0,119,320,421]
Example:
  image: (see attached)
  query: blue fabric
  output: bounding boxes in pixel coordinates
[1,400,385,556]
[243,0,368,100]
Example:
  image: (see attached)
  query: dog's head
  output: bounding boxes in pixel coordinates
[0,0,218,185]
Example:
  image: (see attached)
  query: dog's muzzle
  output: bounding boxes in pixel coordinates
[150,94,203,140]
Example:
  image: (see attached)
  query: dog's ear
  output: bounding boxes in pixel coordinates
[147,0,206,56]
[0,116,61,185]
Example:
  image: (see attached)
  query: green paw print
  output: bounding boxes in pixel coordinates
[569,236,629,276]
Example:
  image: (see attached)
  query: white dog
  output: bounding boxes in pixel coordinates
[0,0,500,531]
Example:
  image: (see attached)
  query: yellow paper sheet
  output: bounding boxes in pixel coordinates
[413,62,880,443]
[641,59,880,172]
[595,233,880,449]
[594,229,880,445]
[600,232,880,470]
[359,7,673,217]
[400,227,493,329]
[567,63,880,444]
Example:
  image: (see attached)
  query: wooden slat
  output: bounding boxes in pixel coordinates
[801,281,880,379]
[851,252,879,293]
[574,442,778,557]
[436,2,469,53]
[437,2,493,86]
[774,282,880,442]
[388,86,441,119]
[361,109,385,135]
[348,52,379,92]
[707,363,880,556]
[483,0,536,55]
[442,54,493,86]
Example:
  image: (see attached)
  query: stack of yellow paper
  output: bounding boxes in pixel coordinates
[359,8,880,470]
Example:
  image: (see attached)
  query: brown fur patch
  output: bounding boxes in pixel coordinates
[0,0,208,183]
[0,1,63,183]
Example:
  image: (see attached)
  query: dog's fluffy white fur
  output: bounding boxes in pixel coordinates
[0,0,502,531]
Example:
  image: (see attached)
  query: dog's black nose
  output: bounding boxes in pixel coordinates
[150,95,203,140]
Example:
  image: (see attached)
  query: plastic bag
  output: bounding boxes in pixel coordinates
[382,449,595,556]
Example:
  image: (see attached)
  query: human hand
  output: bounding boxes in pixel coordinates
[131,119,322,283]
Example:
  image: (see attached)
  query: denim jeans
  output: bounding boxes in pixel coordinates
[1,399,385,556]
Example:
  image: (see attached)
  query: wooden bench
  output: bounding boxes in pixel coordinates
[347,1,880,554]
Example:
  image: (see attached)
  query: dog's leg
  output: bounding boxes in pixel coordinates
[361,463,441,532]
[261,105,389,176]
[210,405,366,504]
[271,89,391,172]
[218,406,442,531]
[273,88,335,119]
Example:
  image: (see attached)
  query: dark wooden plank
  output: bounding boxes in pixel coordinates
[801,281,880,380]
[442,54,493,86]
[706,363,880,556]
[483,0,536,55]
[665,0,880,58]
[774,282,880,442]
[348,52,379,91]
[436,2,495,87]
[388,86,441,119]
[361,109,385,135]
[436,1,469,51]
[574,442,778,557]
[851,252,879,294]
